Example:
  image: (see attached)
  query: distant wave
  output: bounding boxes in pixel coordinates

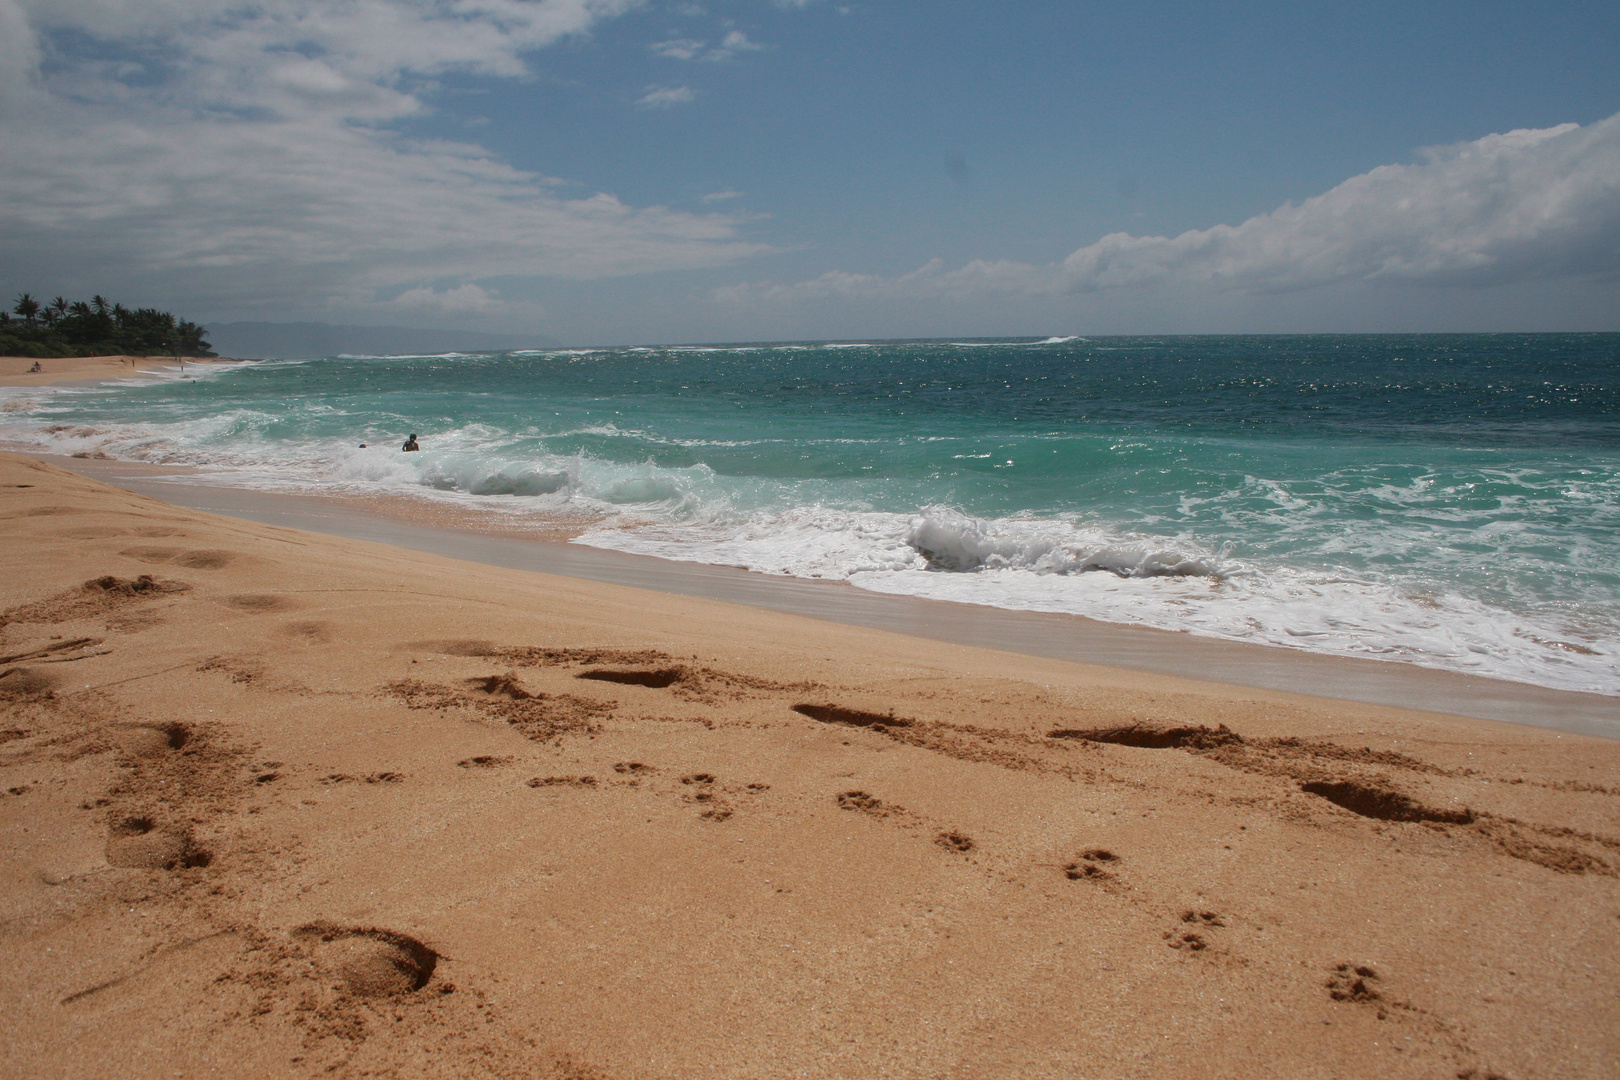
[944,335,1083,347]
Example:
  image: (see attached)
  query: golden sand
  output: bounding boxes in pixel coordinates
[1,450,1617,1079]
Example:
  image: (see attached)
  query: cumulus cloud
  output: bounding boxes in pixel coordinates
[718,113,1620,306]
[636,84,696,107]
[0,0,769,321]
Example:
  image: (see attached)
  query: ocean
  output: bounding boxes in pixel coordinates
[3,334,1617,697]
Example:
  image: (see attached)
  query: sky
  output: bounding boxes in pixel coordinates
[1,0,1618,345]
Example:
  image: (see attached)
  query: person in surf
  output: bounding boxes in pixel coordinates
[401,434,420,452]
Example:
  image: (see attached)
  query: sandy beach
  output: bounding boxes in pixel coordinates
[2,445,1618,1080]
[0,355,235,388]
[6,2,1616,1073]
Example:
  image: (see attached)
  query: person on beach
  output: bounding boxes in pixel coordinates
[27,361,41,373]
[402,434,420,452]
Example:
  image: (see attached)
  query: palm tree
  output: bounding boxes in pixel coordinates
[70,300,92,319]
[49,296,69,322]
[13,293,39,326]
[91,295,109,317]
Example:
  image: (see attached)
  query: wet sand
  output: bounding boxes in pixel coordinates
[2,450,1618,1078]
[38,453,1620,739]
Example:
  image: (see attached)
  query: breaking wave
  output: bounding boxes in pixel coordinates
[1,337,1615,697]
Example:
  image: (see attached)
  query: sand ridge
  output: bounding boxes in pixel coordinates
[1,451,1618,1078]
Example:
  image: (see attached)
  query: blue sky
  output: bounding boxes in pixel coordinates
[2,0,1617,343]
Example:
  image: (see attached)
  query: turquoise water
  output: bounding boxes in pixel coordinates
[4,334,1617,695]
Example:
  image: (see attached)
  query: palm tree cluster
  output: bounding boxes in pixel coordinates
[2,292,213,358]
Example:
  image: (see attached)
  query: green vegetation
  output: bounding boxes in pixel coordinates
[2,292,213,358]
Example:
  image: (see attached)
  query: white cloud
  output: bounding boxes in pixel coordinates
[650,28,765,62]
[636,84,695,108]
[718,113,1620,306]
[651,37,706,60]
[702,189,744,203]
[0,0,769,323]
[714,29,765,57]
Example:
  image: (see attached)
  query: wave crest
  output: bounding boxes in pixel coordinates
[905,506,1222,578]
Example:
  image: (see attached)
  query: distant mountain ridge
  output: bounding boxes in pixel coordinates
[207,321,561,359]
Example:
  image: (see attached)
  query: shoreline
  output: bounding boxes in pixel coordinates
[3,450,1618,1077]
[3,349,1612,733]
[0,353,242,387]
[33,450,1620,738]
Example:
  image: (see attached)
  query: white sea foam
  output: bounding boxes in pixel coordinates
[575,503,1619,696]
[944,336,1083,347]
[335,351,475,360]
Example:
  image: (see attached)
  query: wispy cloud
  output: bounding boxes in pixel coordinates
[714,30,767,57]
[651,29,766,62]
[0,0,769,323]
[636,84,696,108]
[651,38,707,61]
[718,114,1620,306]
[702,189,744,203]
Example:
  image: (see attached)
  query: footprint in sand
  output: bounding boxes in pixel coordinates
[1,576,188,630]
[794,703,909,731]
[114,722,190,757]
[1048,723,1242,750]
[278,620,333,643]
[527,774,598,788]
[1301,779,1474,825]
[105,814,211,870]
[295,922,440,997]
[116,547,236,569]
[458,755,513,769]
[611,761,657,786]
[172,550,236,569]
[1063,848,1120,882]
[835,790,973,852]
[680,773,733,819]
[1165,910,1226,952]
[578,667,684,689]
[118,546,181,563]
[224,594,298,613]
[1325,962,1383,1003]
[0,667,58,701]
